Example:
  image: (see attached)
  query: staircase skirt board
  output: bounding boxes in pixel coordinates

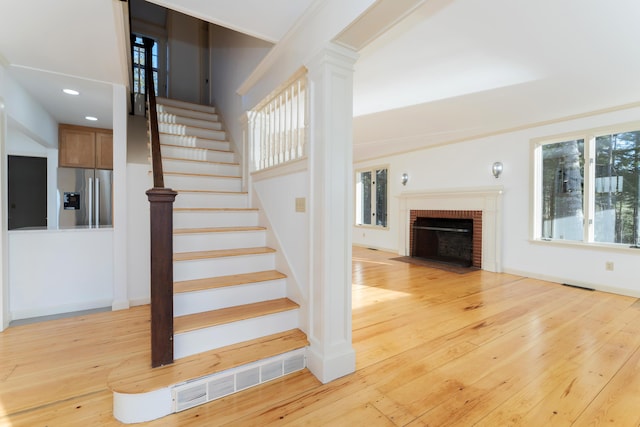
[174,309,300,359]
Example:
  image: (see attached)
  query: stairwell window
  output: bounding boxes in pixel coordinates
[132,35,158,96]
[532,123,640,247]
[356,167,388,228]
[249,69,307,171]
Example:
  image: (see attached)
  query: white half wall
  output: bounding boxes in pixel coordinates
[251,163,310,321]
[353,105,640,297]
[8,228,114,320]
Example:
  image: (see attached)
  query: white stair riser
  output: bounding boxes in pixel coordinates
[158,123,226,141]
[158,104,218,121]
[174,192,248,209]
[160,134,230,151]
[174,253,275,281]
[174,230,266,252]
[157,98,216,114]
[173,211,258,228]
[164,175,242,192]
[174,309,299,359]
[174,279,286,316]
[163,159,240,176]
[160,146,235,163]
[158,116,222,132]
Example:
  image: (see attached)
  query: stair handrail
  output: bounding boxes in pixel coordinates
[142,36,176,368]
[144,37,164,188]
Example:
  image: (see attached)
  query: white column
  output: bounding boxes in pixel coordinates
[0,97,8,330]
[305,43,357,383]
[112,84,129,310]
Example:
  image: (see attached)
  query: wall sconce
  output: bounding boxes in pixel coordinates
[492,162,503,178]
[401,173,409,186]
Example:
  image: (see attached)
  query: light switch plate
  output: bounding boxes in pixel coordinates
[295,197,306,213]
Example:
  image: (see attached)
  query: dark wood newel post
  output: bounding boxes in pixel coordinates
[147,187,177,367]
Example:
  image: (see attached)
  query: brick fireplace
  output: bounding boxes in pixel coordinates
[410,210,482,268]
[398,188,503,272]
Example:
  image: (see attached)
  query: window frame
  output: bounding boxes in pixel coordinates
[355,165,389,229]
[531,121,640,250]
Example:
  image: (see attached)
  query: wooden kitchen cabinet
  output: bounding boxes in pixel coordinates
[95,131,113,169]
[59,124,113,169]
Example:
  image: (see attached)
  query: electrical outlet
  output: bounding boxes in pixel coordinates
[605,261,614,271]
[295,197,306,213]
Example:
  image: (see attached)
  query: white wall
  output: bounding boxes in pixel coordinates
[252,166,310,313]
[209,24,272,159]
[126,162,151,306]
[8,228,114,319]
[1,70,57,148]
[167,11,204,104]
[353,105,640,297]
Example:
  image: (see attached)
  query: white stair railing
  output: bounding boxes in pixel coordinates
[250,68,307,171]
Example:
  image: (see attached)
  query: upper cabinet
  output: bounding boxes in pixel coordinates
[59,124,113,170]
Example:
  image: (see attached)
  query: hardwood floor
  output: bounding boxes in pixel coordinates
[1,246,639,426]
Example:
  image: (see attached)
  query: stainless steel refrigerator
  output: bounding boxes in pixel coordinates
[58,167,113,227]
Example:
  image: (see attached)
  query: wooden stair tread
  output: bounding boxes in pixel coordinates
[162,156,239,166]
[174,298,299,334]
[176,189,247,194]
[174,207,258,212]
[174,246,275,262]
[108,328,308,394]
[157,134,230,146]
[175,270,287,294]
[163,171,241,179]
[174,226,266,235]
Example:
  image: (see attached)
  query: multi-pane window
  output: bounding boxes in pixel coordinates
[356,167,388,228]
[132,36,158,95]
[534,125,640,246]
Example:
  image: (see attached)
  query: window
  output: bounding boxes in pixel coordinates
[356,167,388,227]
[132,35,158,96]
[533,124,640,247]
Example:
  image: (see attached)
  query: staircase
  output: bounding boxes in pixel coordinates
[109,98,308,424]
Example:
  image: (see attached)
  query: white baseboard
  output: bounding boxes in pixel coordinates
[503,268,640,299]
[10,299,113,321]
[128,297,150,307]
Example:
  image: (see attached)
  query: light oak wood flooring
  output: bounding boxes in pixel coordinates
[1,246,639,426]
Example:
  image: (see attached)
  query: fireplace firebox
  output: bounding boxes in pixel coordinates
[412,217,473,267]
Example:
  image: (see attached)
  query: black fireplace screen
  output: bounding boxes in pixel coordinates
[412,217,473,267]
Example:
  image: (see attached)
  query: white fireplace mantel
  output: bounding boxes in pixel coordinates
[398,186,504,272]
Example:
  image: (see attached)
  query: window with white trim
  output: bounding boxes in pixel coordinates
[356,167,388,228]
[533,123,640,246]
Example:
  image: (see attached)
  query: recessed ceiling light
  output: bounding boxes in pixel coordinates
[85,116,98,121]
[63,89,80,96]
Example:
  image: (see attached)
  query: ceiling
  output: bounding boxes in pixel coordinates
[1,0,639,159]
[352,0,640,160]
[0,0,127,131]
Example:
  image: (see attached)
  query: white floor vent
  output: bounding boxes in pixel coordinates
[172,348,306,413]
